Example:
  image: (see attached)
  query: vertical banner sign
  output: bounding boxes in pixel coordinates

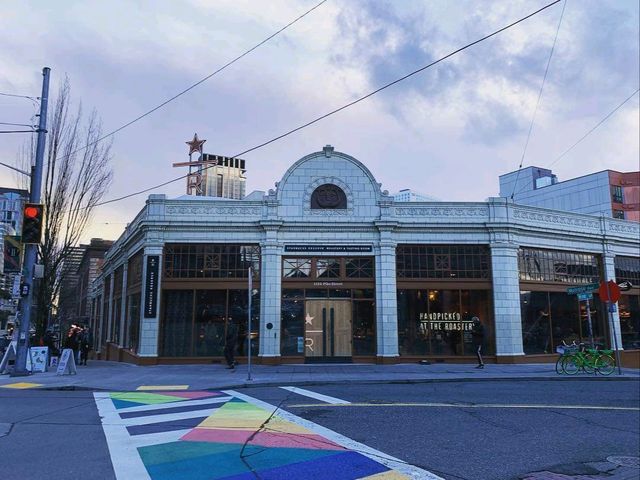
[144,255,159,318]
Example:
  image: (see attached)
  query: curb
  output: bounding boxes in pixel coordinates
[24,374,639,392]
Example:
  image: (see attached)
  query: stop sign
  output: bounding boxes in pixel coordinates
[599,280,621,303]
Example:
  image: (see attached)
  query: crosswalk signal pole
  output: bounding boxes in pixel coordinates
[12,67,50,377]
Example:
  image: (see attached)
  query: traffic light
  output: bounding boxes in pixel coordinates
[21,203,44,244]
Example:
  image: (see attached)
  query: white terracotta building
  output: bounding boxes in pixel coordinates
[90,147,640,365]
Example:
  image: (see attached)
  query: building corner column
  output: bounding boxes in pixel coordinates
[490,243,525,358]
[138,246,163,357]
[375,240,399,359]
[259,243,282,359]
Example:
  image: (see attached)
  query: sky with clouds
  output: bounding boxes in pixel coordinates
[1,0,638,243]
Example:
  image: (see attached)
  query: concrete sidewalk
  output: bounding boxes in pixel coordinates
[1,361,638,391]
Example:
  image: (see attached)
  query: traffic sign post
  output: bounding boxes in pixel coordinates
[566,283,600,295]
[601,280,623,375]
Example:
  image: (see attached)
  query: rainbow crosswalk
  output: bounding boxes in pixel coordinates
[95,389,441,480]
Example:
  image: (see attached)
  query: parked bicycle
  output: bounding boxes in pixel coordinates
[555,341,616,376]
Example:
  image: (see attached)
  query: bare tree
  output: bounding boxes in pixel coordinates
[20,78,113,337]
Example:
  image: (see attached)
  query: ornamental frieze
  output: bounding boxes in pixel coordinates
[166,206,261,216]
[608,222,640,235]
[512,209,599,230]
[394,207,488,217]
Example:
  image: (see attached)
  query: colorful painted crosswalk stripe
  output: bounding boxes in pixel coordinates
[95,389,441,480]
[0,382,42,389]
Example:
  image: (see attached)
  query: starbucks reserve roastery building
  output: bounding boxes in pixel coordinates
[90,147,640,365]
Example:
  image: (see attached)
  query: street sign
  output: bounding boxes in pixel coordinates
[599,280,621,303]
[566,283,599,295]
[577,292,593,301]
[618,281,633,292]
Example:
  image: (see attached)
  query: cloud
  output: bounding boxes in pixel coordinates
[0,0,637,242]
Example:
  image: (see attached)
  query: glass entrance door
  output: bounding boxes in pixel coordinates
[304,300,352,361]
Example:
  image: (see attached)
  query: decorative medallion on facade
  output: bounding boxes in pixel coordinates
[311,184,347,209]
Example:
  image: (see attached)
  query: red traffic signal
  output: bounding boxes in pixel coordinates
[24,206,40,218]
[21,203,44,244]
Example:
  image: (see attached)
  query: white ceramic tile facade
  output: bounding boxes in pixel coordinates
[97,148,639,361]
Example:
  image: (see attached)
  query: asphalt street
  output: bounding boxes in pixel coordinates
[0,379,638,480]
[245,381,640,480]
[0,389,116,479]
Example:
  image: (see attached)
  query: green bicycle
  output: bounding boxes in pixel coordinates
[558,341,615,375]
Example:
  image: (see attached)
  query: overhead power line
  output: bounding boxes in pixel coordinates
[548,88,640,168]
[55,0,328,164]
[510,0,566,200]
[95,0,562,208]
[511,87,639,198]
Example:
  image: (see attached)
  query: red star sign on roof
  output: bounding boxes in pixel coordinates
[186,133,206,155]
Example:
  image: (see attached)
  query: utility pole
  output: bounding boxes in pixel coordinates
[12,67,50,377]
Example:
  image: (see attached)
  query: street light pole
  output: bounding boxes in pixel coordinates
[12,67,50,377]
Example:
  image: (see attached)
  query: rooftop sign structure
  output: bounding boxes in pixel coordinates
[173,134,247,198]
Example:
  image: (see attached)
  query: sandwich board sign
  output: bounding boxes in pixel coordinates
[56,348,77,376]
[29,347,48,373]
[0,341,32,374]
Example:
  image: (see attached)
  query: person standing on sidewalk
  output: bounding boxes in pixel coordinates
[80,326,93,366]
[224,320,239,370]
[472,316,485,369]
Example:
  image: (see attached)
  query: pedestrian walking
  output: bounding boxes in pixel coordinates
[80,326,93,366]
[65,325,81,365]
[472,316,485,368]
[224,320,239,370]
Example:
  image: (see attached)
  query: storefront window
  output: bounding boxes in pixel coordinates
[194,290,226,356]
[162,290,193,356]
[127,293,140,352]
[283,259,311,278]
[520,290,607,353]
[112,298,121,343]
[397,289,492,356]
[229,289,260,357]
[346,258,374,278]
[518,248,600,284]
[615,256,640,285]
[461,290,493,355]
[353,301,375,355]
[521,292,552,354]
[163,244,260,279]
[396,245,491,279]
[282,299,304,356]
[317,258,340,278]
[618,294,640,350]
[161,288,259,357]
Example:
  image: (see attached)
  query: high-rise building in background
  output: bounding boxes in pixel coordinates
[199,154,246,199]
[0,187,29,332]
[392,189,440,202]
[0,187,29,233]
[174,134,247,200]
[499,166,640,221]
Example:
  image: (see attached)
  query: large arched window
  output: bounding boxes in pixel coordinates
[310,184,347,209]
